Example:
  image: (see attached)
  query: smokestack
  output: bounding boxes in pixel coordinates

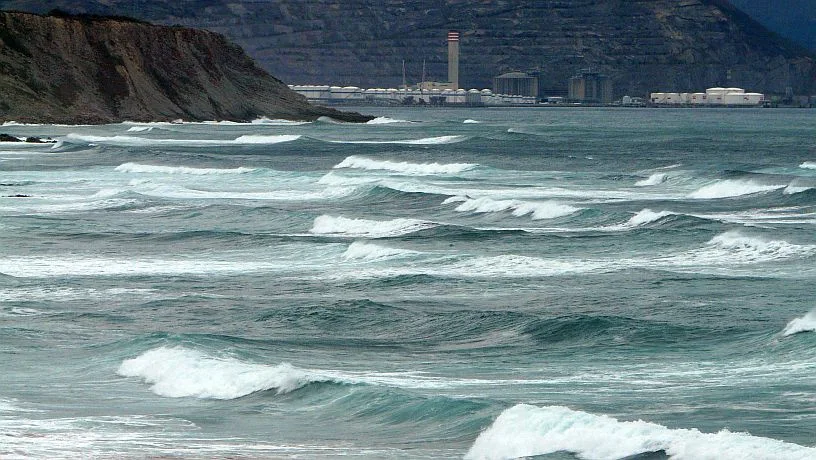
[448,31,459,90]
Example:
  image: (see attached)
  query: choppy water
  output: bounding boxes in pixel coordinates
[1,108,815,459]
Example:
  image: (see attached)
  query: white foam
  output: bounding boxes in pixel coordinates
[463,119,481,124]
[451,197,580,220]
[784,185,813,195]
[466,404,816,460]
[366,116,411,124]
[328,135,466,145]
[341,241,420,261]
[63,133,301,147]
[635,172,668,187]
[660,231,816,268]
[624,209,674,227]
[309,215,435,238]
[688,180,786,199]
[333,155,477,175]
[118,347,321,399]
[115,162,255,175]
[126,126,153,132]
[783,310,816,336]
[799,162,816,170]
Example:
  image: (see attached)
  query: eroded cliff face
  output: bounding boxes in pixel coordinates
[0,12,370,124]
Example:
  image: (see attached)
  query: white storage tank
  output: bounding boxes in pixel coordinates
[706,87,727,96]
[650,93,666,104]
[665,93,681,104]
[744,93,764,105]
[691,93,707,104]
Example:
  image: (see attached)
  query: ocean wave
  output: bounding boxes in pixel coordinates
[659,231,816,268]
[799,162,816,170]
[782,310,816,336]
[466,404,816,460]
[784,184,814,195]
[134,184,355,201]
[620,209,675,228]
[463,119,481,124]
[63,133,301,147]
[365,116,411,124]
[327,135,466,145]
[333,155,477,175]
[126,126,153,132]
[342,241,420,261]
[309,215,436,238]
[688,179,786,199]
[115,162,255,175]
[635,172,668,187]
[118,347,324,399]
[445,196,580,220]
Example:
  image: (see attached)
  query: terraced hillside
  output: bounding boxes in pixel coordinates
[2,0,814,97]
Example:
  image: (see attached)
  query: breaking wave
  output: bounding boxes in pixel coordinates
[333,155,477,175]
[328,135,466,145]
[342,241,420,261]
[444,196,580,220]
[466,404,816,460]
[688,180,786,199]
[117,347,325,399]
[799,162,816,170]
[115,163,255,175]
[365,116,411,124]
[63,133,301,147]
[782,310,816,336]
[463,119,481,124]
[309,215,436,238]
[622,209,674,227]
[635,172,668,187]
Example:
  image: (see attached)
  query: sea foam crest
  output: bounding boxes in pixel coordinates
[705,231,816,261]
[799,161,816,170]
[333,155,477,175]
[782,310,816,336]
[117,347,322,399]
[635,172,668,187]
[115,162,255,175]
[688,179,785,199]
[463,119,481,124]
[329,135,466,145]
[623,209,674,227]
[448,196,580,220]
[342,241,420,261]
[64,133,301,146]
[365,116,411,124]
[466,404,816,460]
[310,215,435,238]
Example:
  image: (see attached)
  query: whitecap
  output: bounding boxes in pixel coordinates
[327,135,466,145]
[115,162,255,175]
[466,404,816,460]
[463,119,481,124]
[782,310,816,336]
[333,155,477,175]
[799,161,816,170]
[341,241,420,261]
[365,116,411,124]
[450,196,580,220]
[784,185,813,195]
[63,133,301,147]
[118,347,321,399]
[309,215,435,238]
[688,180,786,199]
[635,172,667,187]
[126,126,154,132]
[622,209,674,227]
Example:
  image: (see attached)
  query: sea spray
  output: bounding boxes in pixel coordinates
[782,310,816,336]
[333,155,477,175]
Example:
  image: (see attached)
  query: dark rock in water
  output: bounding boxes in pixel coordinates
[0,133,21,142]
[7,194,31,197]
[0,11,371,124]
[620,450,670,460]
[24,136,55,143]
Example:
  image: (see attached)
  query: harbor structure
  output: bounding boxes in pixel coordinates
[289,85,536,106]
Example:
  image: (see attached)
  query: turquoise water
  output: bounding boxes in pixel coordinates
[1,108,815,459]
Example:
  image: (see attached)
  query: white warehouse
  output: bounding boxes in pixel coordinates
[650,88,764,106]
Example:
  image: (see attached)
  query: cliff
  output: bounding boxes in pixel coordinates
[5,0,811,98]
[0,11,371,124]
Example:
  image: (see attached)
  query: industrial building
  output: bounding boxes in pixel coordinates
[493,72,539,99]
[650,88,764,106]
[289,85,536,106]
[568,69,613,104]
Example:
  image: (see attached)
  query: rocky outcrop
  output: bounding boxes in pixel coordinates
[0,11,371,124]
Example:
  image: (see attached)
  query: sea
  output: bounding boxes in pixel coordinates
[0,107,815,459]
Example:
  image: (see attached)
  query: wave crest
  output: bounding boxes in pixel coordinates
[117,347,321,399]
[309,215,435,238]
[466,404,816,460]
[635,173,668,187]
[64,133,301,147]
[799,161,816,170]
[342,241,420,261]
[782,310,816,336]
[447,196,580,220]
[333,155,477,175]
[688,180,785,199]
[365,116,411,124]
[115,162,255,175]
[328,135,466,145]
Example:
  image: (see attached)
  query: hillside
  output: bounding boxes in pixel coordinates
[0,11,370,124]
[1,1,814,98]
[729,0,816,52]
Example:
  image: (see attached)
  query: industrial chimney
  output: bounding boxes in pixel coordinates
[448,31,460,90]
